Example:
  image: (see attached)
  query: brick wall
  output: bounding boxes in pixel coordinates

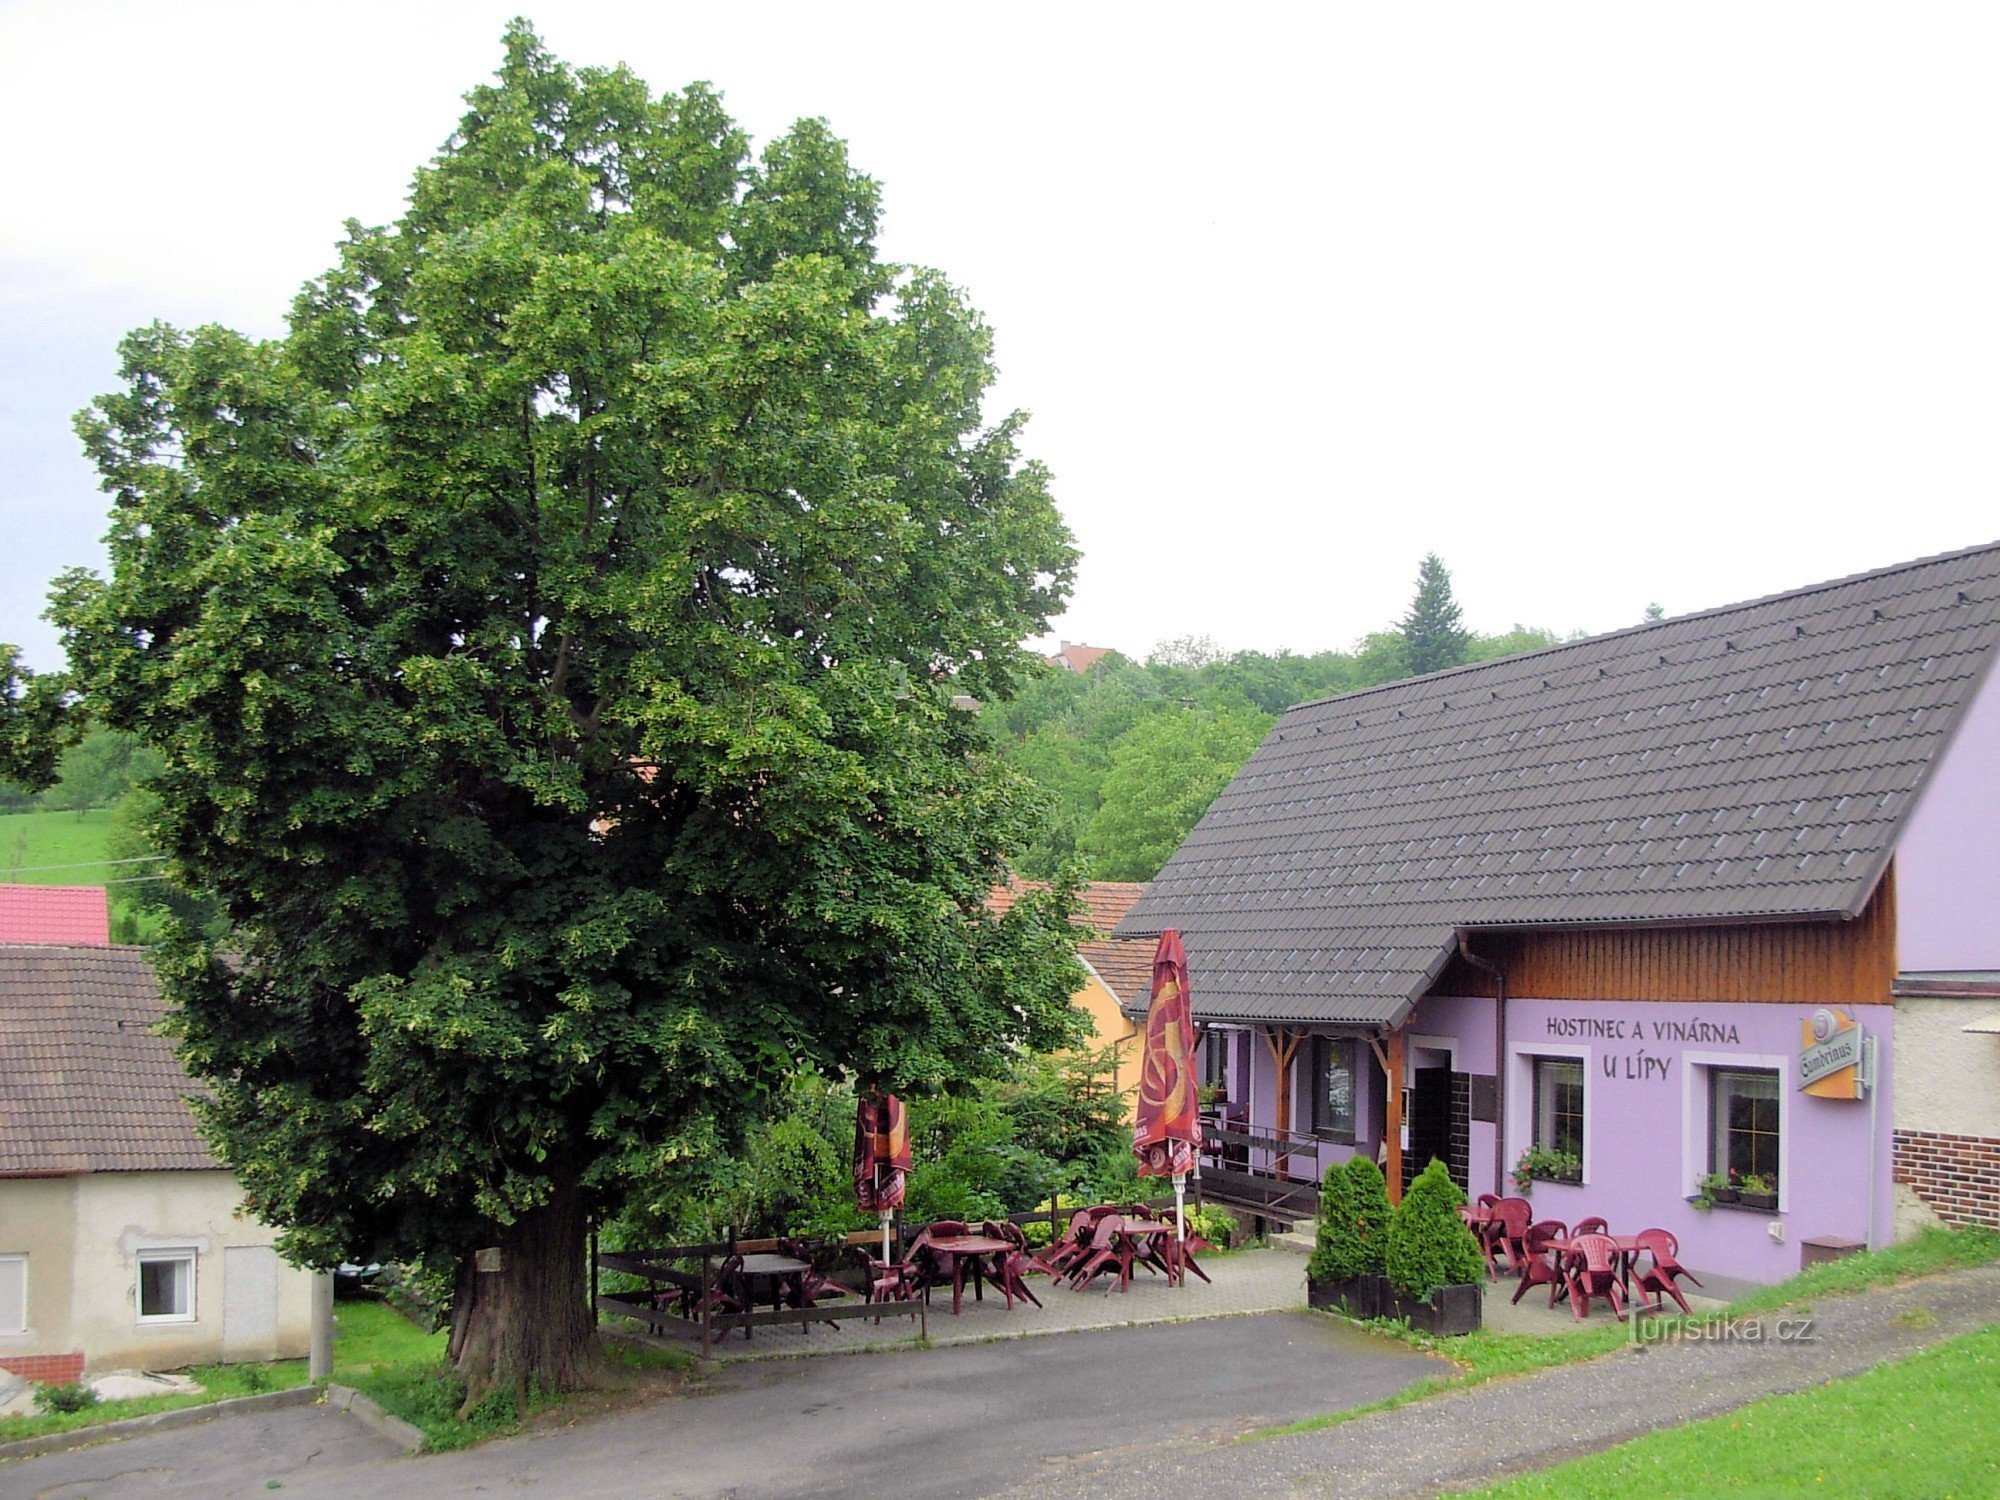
[1894,1129,2000,1229]
[0,1351,85,1385]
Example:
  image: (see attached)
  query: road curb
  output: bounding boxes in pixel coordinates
[325,1382,429,1453]
[0,1382,321,1463]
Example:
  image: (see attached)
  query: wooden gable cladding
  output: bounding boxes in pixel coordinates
[1430,864,1897,1007]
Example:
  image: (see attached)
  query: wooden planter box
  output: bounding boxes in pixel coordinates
[1389,1282,1482,1337]
[1739,1191,1778,1211]
[1309,1273,1479,1334]
[1307,1272,1390,1321]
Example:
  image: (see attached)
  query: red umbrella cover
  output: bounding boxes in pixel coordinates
[855,1095,912,1211]
[1133,929,1198,1178]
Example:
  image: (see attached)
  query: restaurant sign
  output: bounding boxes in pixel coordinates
[1799,1007,1865,1099]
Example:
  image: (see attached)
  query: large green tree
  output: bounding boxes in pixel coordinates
[1078,701,1273,880]
[48,26,1085,1401]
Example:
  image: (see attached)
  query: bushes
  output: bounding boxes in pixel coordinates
[1384,1159,1485,1300]
[33,1383,98,1415]
[1308,1155,1393,1283]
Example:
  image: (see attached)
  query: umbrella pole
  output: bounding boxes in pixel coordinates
[881,1211,892,1265]
[1173,1173,1187,1289]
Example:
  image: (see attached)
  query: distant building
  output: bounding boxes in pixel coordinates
[0,945,314,1381]
[1047,642,1113,675]
[989,880,1153,1113]
[0,885,109,946]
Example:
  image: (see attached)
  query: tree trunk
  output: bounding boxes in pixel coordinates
[447,1174,598,1411]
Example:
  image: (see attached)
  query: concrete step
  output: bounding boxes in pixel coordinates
[1270,1224,1318,1256]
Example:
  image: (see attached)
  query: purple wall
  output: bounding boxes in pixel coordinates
[1223,995,1894,1283]
[1495,997,1894,1282]
[1899,661,2000,971]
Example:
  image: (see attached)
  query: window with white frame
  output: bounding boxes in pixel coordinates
[1530,1056,1585,1161]
[1710,1068,1781,1190]
[0,1255,24,1335]
[137,1249,196,1323]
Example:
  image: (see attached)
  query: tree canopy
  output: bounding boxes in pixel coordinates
[986,568,1572,883]
[47,24,1086,1398]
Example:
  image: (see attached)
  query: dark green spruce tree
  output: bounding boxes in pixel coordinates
[44,25,1087,1401]
[1398,553,1472,677]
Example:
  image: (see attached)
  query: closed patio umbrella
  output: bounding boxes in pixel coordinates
[1133,929,1199,1270]
[855,1094,911,1262]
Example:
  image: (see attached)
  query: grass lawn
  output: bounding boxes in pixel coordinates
[0,808,117,886]
[1253,1225,2000,1441]
[1461,1322,2000,1498]
[333,1296,698,1453]
[0,1358,310,1446]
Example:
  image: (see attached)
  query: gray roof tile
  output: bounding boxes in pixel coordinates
[1118,542,2000,1026]
[0,945,217,1174]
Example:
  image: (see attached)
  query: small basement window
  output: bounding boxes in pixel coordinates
[0,1254,24,1335]
[137,1249,196,1323]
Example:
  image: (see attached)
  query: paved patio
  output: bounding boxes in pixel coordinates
[633,1246,1308,1362]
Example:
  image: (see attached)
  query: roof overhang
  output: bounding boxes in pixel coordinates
[1893,971,2000,999]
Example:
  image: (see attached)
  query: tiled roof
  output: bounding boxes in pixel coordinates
[0,945,218,1174]
[0,885,111,945]
[990,880,1154,1007]
[1118,542,2000,1026]
[1048,643,1113,674]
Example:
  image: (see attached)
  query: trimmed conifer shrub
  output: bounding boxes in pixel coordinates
[1344,1155,1393,1276]
[1384,1158,1485,1300]
[1307,1154,1395,1282]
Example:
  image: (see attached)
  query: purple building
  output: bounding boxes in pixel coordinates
[1118,543,2000,1282]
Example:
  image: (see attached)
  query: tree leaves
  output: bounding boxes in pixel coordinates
[55,21,1083,1278]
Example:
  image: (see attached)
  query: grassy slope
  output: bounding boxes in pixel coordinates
[1462,1323,2000,1498]
[1254,1225,2000,1441]
[0,808,116,886]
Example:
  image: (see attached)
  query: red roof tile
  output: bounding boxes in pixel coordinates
[0,886,111,946]
[989,879,1155,1006]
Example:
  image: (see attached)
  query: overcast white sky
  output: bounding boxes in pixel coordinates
[3,2,1996,671]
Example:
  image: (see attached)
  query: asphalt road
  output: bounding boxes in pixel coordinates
[0,1313,1442,1500]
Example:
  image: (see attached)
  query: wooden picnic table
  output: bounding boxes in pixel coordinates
[923,1234,1014,1314]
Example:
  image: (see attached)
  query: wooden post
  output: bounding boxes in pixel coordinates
[699,1250,713,1358]
[1384,1028,1406,1206]
[1261,1027,1305,1178]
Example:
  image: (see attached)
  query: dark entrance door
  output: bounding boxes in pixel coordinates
[1409,1066,1453,1191]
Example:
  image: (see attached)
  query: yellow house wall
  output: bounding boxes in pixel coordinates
[3,1170,314,1373]
[1075,967,1141,1123]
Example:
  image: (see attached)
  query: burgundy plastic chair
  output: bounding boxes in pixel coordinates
[1477,1193,1502,1209]
[1632,1228,1703,1314]
[1573,1215,1610,1237]
[1510,1220,1568,1306]
[1565,1233,1627,1321]
[1067,1214,1134,1293]
[1491,1199,1534,1277]
[1031,1211,1095,1278]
